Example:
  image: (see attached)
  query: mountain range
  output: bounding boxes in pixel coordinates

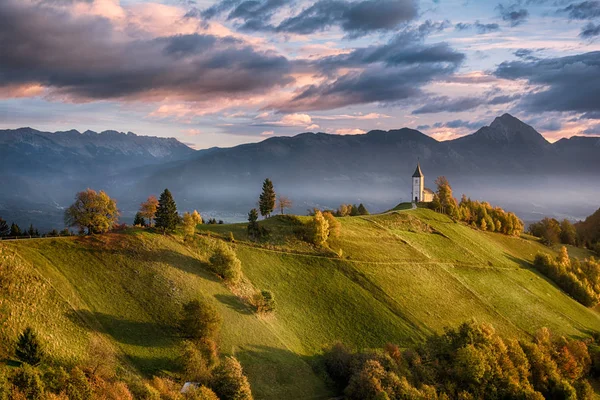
[1,114,599,230]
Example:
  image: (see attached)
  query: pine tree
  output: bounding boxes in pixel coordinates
[133,212,147,227]
[357,204,369,215]
[247,208,260,240]
[15,327,43,365]
[0,217,8,236]
[350,204,359,216]
[10,223,21,237]
[258,179,276,218]
[155,189,179,233]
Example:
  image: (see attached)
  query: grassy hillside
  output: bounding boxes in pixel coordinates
[2,209,600,399]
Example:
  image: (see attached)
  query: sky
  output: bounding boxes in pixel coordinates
[1,0,600,149]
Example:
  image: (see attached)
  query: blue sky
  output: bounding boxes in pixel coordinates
[1,0,600,148]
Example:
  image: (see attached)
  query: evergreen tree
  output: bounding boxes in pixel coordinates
[258,179,276,218]
[28,224,35,237]
[350,204,359,216]
[0,217,8,237]
[10,223,21,237]
[133,212,147,227]
[155,189,179,233]
[357,204,369,215]
[247,208,260,240]
[15,327,43,365]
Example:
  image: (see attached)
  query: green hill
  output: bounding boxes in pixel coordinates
[1,209,600,399]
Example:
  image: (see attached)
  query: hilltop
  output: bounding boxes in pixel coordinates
[2,208,599,399]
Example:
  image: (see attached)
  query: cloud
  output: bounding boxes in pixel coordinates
[201,0,419,37]
[497,4,529,26]
[411,92,518,114]
[184,128,203,136]
[261,130,275,136]
[558,1,600,20]
[253,113,318,128]
[275,0,418,37]
[270,22,464,112]
[313,113,390,120]
[436,119,487,130]
[455,21,501,34]
[495,51,600,115]
[581,22,600,38]
[0,0,292,104]
[334,128,366,135]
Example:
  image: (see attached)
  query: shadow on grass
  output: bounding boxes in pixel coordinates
[214,294,253,315]
[67,310,177,348]
[233,344,335,399]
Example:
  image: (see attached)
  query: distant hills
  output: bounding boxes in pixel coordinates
[1,114,599,230]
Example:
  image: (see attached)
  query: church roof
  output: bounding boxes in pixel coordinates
[424,188,434,194]
[412,163,424,178]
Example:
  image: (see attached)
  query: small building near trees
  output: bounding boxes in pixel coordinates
[411,163,434,203]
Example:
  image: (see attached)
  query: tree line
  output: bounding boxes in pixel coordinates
[529,208,600,255]
[323,321,596,399]
[534,247,600,307]
[429,176,524,236]
[0,218,44,239]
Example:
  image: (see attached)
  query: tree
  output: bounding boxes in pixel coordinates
[357,204,369,215]
[0,217,8,237]
[140,195,159,226]
[86,335,116,377]
[10,223,21,237]
[434,176,459,218]
[64,189,119,234]
[350,204,359,216]
[258,179,276,218]
[212,356,253,400]
[11,364,45,400]
[182,212,197,238]
[180,341,211,384]
[133,212,147,227]
[179,300,222,341]
[247,209,260,240]
[277,195,292,215]
[252,290,275,313]
[560,219,578,245]
[191,210,203,225]
[155,189,179,233]
[15,327,43,365]
[310,210,329,246]
[323,212,341,239]
[209,242,242,284]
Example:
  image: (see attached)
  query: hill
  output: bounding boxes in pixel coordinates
[2,114,600,230]
[2,209,600,399]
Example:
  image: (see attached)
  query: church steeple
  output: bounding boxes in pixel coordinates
[412,163,424,178]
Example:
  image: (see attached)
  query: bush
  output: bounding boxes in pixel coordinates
[252,290,275,313]
[185,385,219,400]
[180,341,212,384]
[15,327,43,365]
[65,367,92,400]
[211,356,253,400]
[209,242,242,284]
[11,365,45,400]
[179,300,222,341]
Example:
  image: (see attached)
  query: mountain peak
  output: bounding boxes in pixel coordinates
[478,114,549,146]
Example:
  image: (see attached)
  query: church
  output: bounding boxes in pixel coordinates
[412,163,435,203]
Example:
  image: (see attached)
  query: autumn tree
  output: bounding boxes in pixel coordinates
[323,212,341,239]
[560,219,578,246]
[310,210,329,246]
[434,176,459,218]
[182,212,196,238]
[64,189,119,234]
[15,327,44,365]
[277,195,292,215]
[140,195,159,226]
[155,189,179,233]
[259,179,276,218]
[212,356,253,400]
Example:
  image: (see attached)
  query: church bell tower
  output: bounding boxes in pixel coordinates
[412,163,424,203]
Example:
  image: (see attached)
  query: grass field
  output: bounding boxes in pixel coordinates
[1,208,599,399]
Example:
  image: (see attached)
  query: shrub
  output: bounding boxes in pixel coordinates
[209,242,242,284]
[11,365,45,400]
[15,327,43,365]
[180,341,212,384]
[65,367,92,400]
[323,212,340,239]
[252,290,275,313]
[211,356,253,400]
[185,385,219,400]
[179,300,222,341]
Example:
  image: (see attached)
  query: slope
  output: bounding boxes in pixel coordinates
[2,209,600,399]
